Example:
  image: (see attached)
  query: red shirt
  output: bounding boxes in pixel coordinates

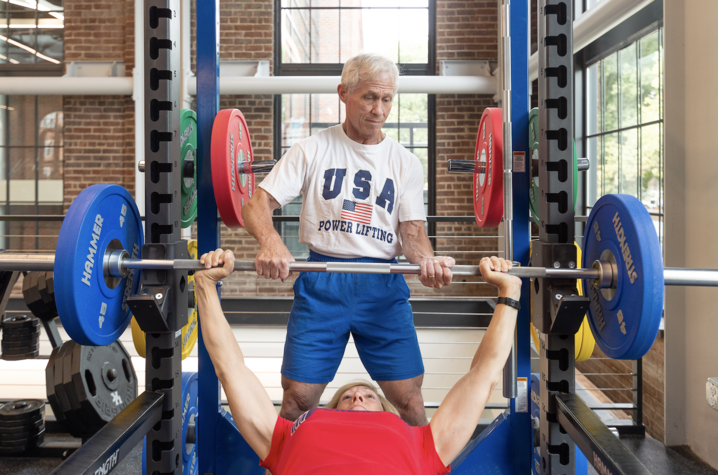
[260,409,451,475]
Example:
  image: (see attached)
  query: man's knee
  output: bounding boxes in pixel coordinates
[280,378,324,421]
[383,383,427,425]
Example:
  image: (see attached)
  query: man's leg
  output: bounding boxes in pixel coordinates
[376,375,428,426]
[279,376,328,421]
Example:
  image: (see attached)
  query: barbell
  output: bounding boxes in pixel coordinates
[1,183,714,361]
[1,251,713,287]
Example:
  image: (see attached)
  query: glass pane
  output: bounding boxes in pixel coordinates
[282,94,311,147]
[604,133,618,195]
[310,94,340,134]
[8,96,36,146]
[0,148,6,202]
[399,9,428,63]
[619,43,638,128]
[36,25,63,63]
[620,128,638,197]
[282,0,310,8]
[9,147,35,203]
[407,147,428,192]
[314,0,340,7]
[361,9,400,62]
[587,63,599,136]
[340,5,365,62]
[282,9,310,63]
[310,9,339,63]
[639,30,660,124]
[603,52,618,132]
[0,96,6,147]
[38,97,63,203]
[587,136,599,206]
[397,93,427,122]
[640,123,661,209]
[384,99,400,141]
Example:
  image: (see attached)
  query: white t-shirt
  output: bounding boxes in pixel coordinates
[258,125,426,260]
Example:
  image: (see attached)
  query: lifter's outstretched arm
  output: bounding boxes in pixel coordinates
[429,257,521,465]
[195,249,278,460]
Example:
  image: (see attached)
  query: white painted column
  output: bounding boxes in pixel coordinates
[664,0,718,468]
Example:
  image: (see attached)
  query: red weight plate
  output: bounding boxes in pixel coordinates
[211,109,255,228]
[473,108,504,228]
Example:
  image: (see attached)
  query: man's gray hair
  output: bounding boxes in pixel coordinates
[341,53,399,95]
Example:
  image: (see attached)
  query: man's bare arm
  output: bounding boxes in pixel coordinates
[242,188,295,281]
[399,220,454,288]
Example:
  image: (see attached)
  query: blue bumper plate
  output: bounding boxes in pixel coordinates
[143,372,198,475]
[55,184,143,346]
[582,194,663,360]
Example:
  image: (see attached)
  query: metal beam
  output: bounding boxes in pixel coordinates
[555,394,651,475]
[51,391,163,475]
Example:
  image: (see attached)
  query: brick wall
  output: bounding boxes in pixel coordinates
[425,0,500,298]
[62,0,135,209]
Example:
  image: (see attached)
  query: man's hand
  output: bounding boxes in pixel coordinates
[196,249,235,287]
[255,236,296,282]
[418,256,455,289]
[479,257,521,299]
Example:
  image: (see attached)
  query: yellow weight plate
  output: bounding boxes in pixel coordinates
[130,240,199,360]
[182,240,199,359]
[529,241,594,361]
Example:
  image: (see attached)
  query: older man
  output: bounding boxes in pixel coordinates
[242,53,454,426]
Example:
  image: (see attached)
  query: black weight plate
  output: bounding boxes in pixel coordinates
[1,331,40,343]
[0,433,43,454]
[0,428,45,447]
[0,400,44,422]
[23,273,53,321]
[38,272,58,320]
[2,342,39,352]
[2,350,40,360]
[64,342,102,434]
[2,325,41,337]
[45,346,66,423]
[2,315,40,329]
[0,415,43,432]
[0,422,44,439]
[55,341,90,437]
[72,341,137,425]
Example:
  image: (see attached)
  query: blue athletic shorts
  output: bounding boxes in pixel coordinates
[281,250,424,384]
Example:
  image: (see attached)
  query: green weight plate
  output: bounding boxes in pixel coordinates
[181,109,198,228]
[528,108,579,224]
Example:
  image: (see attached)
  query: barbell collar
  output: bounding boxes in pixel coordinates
[447,160,486,174]
[577,157,590,172]
[237,160,276,175]
[138,160,145,173]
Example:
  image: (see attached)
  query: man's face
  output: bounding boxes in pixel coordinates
[339,72,395,141]
[335,385,384,412]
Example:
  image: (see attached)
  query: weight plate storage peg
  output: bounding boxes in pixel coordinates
[181,109,198,228]
[582,194,664,360]
[131,240,199,360]
[473,108,504,228]
[142,372,198,475]
[212,108,255,228]
[54,184,144,346]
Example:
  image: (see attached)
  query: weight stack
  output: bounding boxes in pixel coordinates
[0,400,45,455]
[1,315,41,360]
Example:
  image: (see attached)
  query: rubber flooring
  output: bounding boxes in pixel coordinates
[1,432,717,474]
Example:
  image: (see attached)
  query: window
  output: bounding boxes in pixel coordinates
[0,0,63,65]
[586,28,663,243]
[0,95,64,250]
[275,0,435,258]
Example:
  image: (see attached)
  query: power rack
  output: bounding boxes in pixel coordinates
[44,1,656,474]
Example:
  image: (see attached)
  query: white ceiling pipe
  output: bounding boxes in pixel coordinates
[0,77,133,95]
[0,74,496,96]
[528,0,654,81]
[187,75,497,95]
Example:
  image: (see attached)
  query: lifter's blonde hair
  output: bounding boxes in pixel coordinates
[325,380,400,416]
